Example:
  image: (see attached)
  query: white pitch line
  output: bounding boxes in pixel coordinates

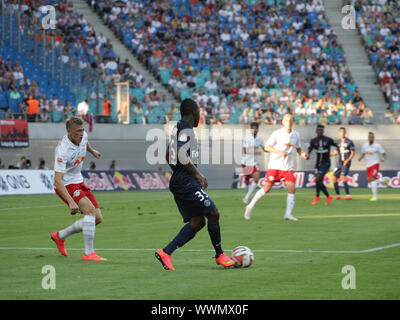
[0,199,141,211]
[0,243,399,254]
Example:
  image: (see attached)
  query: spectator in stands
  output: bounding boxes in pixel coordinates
[77,99,89,117]
[199,106,207,125]
[361,106,374,125]
[26,94,40,122]
[319,111,329,126]
[39,107,50,123]
[132,100,144,124]
[54,100,64,113]
[101,96,112,123]
[348,109,361,125]
[166,104,179,122]
[89,161,96,170]
[37,158,49,170]
[109,160,119,170]
[5,107,14,120]
[16,156,28,169]
[389,89,399,110]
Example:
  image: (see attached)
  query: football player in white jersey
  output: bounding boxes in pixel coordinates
[50,116,107,261]
[358,132,388,201]
[244,114,309,221]
[241,122,267,204]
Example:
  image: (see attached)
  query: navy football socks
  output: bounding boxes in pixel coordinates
[344,181,350,195]
[317,181,329,197]
[163,224,196,255]
[207,222,223,257]
[334,182,340,195]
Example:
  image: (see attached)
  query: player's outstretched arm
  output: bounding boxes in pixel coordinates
[87,142,101,159]
[54,172,80,214]
[297,147,310,160]
[358,153,365,162]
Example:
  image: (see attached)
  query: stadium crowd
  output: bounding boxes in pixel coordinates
[1,0,166,124]
[349,0,400,119]
[92,0,376,125]
[2,0,399,125]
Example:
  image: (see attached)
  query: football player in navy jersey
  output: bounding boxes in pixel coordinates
[155,99,235,270]
[331,127,355,200]
[307,125,339,205]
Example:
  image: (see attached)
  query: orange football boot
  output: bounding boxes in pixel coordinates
[311,196,320,205]
[155,249,175,270]
[82,252,107,261]
[215,253,235,268]
[51,231,67,256]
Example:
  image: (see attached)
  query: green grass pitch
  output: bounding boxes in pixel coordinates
[0,188,399,300]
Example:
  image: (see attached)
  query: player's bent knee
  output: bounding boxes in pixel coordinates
[190,216,205,232]
[95,212,103,225]
[206,208,220,223]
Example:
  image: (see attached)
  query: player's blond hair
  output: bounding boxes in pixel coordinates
[66,115,84,130]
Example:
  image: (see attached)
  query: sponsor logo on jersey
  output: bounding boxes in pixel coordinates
[73,156,85,166]
[58,157,63,163]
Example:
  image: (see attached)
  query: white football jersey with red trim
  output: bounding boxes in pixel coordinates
[54,131,88,186]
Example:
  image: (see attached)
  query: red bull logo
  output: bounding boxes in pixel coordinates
[112,171,135,191]
[305,172,359,188]
[132,173,168,190]
[84,172,114,191]
[73,156,85,166]
[237,172,304,189]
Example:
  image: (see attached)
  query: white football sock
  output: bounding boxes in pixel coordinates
[58,218,84,240]
[248,188,265,208]
[284,193,296,218]
[245,182,257,201]
[371,180,378,198]
[83,215,96,255]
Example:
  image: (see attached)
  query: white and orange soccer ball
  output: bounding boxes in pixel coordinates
[231,246,254,268]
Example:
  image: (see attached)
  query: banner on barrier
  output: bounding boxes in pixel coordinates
[0,170,54,195]
[0,119,29,148]
[233,169,400,189]
[81,170,171,192]
[0,170,172,195]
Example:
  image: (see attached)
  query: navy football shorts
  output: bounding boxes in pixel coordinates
[170,180,216,223]
[315,162,330,176]
[334,164,350,177]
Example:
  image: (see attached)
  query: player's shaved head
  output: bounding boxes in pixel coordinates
[316,124,324,137]
[180,98,198,116]
[368,131,375,144]
[180,98,200,127]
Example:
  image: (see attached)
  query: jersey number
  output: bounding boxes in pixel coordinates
[195,190,208,202]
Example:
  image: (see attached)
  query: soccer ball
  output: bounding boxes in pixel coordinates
[231,246,254,268]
